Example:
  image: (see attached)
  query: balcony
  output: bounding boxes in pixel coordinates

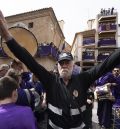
[83,38,95,47]
[97,52,110,62]
[82,51,95,61]
[98,24,116,34]
[36,43,60,59]
[98,38,116,47]
[0,43,60,60]
[37,44,51,56]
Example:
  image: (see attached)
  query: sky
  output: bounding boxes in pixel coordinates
[0,0,120,44]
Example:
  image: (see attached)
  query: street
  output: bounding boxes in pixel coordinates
[92,101,100,129]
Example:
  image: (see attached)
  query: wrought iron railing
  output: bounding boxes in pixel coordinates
[98,38,116,47]
[36,44,60,60]
[0,44,60,60]
[83,38,95,46]
[98,24,116,32]
[82,51,95,60]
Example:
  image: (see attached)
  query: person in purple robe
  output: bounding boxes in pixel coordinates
[20,71,33,89]
[110,68,120,107]
[10,59,33,89]
[6,68,47,129]
[95,67,120,129]
[0,76,38,129]
[5,68,35,110]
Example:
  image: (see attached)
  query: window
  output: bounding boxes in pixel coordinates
[28,22,33,28]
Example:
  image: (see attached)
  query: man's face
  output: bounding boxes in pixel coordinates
[11,62,23,74]
[58,60,74,79]
[0,69,8,78]
[0,65,9,78]
[112,68,120,77]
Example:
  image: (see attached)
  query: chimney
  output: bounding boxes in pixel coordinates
[87,19,95,30]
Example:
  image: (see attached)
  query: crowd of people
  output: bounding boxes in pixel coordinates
[0,9,120,129]
[0,60,47,129]
[100,7,115,16]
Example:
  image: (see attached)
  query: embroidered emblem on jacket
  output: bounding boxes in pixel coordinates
[73,90,79,98]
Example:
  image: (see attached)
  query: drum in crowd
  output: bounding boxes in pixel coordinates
[1,24,38,60]
[95,83,115,101]
[112,105,120,129]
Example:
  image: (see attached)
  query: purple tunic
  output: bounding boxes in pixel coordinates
[96,72,120,127]
[0,103,38,129]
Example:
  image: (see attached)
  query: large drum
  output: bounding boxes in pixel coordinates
[112,105,120,129]
[1,26,38,60]
[95,83,110,95]
[95,83,115,101]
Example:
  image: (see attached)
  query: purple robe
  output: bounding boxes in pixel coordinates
[95,72,116,128]
[20,72,33,89]
[0,103,38,129]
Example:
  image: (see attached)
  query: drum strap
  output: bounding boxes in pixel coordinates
[24,89,31,105]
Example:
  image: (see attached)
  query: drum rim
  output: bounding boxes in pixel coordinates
[8,26,38,46]
[0,26,38,59]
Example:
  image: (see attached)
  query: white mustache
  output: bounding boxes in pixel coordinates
[61,69,69,72]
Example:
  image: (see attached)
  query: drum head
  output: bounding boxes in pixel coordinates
[1,26,38,60]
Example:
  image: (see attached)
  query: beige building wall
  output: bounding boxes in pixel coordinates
[71,33,83,62]
[118,25,120,47]
[36,56,56,71]
[58,20,65,32]
[64,42,71,52]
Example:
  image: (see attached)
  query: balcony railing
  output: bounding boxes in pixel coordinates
[83,38,95,46]
[82,52,95,60]
[98,24,116,32]
[36,44,60,59]
[98,38,116,47]
[37,45,51,56]
[0,43,60,60]
[97,53,110,61]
